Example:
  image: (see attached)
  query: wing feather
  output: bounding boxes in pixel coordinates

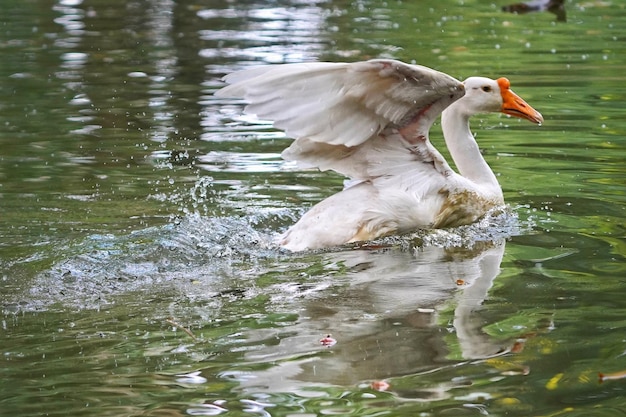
[216,59,463,150]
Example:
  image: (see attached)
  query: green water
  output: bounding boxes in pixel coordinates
[1,0,625,415]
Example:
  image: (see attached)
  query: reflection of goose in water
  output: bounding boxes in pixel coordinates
[216,60,542,251]
[233,240,514,394]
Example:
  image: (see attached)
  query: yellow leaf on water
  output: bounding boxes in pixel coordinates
[546,373,564,390]
[496,397,521,406]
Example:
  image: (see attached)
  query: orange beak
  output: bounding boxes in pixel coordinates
[497,77,544,124]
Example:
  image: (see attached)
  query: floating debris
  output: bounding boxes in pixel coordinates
[599,370,626,384]
[166,317,198,341]
[510,338,527,353]
[546,372,563,390]
[320,334,337,347]
[370,380,391,391]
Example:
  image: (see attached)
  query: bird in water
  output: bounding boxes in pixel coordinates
[216,59,543,251]
[502,0,566,22]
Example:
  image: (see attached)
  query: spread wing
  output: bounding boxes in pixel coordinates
[215,59,464,178]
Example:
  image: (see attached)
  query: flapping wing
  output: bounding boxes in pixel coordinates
[215,59,463,148]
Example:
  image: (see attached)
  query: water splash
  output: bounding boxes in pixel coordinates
[27,212,284,305]
[314,206,533,254]
[16,175,533,311]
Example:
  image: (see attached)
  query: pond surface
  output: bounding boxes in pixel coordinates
[1,0,625,415]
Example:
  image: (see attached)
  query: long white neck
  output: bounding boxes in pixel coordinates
[441,104,502,198]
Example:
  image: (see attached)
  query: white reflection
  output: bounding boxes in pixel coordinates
[51,0,179,142]
[201,3,328,140]
[197,151,283,173]
[175,371,208,384]
[132,0,177,144]
[61,52,88,67]
[52,0,85,47]
[53,0,91,132]
[235,241,509,394]
[186,403,228,416]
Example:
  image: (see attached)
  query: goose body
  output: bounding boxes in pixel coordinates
[216,59,543,251]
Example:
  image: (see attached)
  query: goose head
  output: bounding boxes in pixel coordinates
[459,76,543,124]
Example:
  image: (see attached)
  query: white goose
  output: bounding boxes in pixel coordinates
[216,59,543,251]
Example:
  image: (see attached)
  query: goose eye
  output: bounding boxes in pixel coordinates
[482,86,492,92]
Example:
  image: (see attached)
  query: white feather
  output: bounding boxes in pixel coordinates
[215,59,543,251]
[216,59,463,150]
